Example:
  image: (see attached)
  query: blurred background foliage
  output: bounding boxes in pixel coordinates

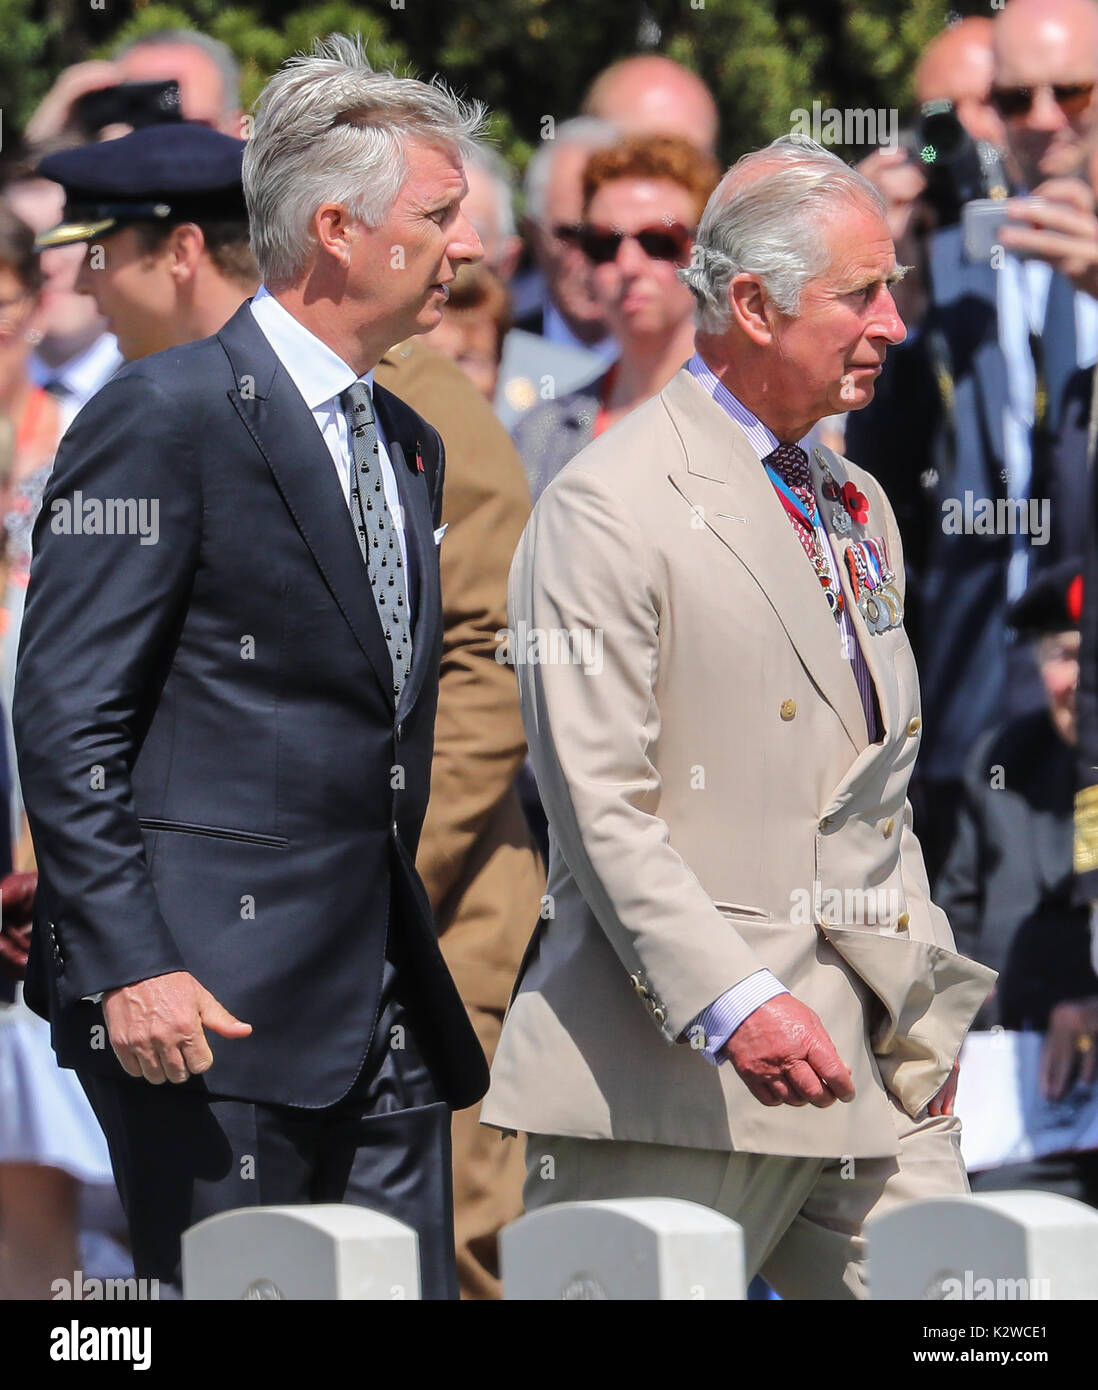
[5,0,999,175]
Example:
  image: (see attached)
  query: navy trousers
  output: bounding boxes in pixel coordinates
[77,954,458,1299]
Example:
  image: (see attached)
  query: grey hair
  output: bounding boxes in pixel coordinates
[465,141,517,241]
[114,28,242,117]
[243,33,486,288]
[522,116,619,224]
[679,133,886,331]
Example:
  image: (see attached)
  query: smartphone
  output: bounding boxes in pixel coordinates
[962,195,1050,265]
[73,80,183,137]
[962,198,1009,264]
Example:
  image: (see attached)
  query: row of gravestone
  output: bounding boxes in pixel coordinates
[180,1192,1098,1299]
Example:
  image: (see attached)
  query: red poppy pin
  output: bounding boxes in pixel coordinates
[841,481,869,526]
[1069,573,1085,625]
[415,441,425,474]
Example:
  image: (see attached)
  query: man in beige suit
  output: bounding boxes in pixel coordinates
[375,337,545,1299]
[482,134,996,1299]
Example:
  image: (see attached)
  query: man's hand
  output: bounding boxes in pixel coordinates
[1041,996,1098,1101]
[998,180,1098,298]
[721,994,856,1108]
[24,60,122,143]
[927,1059,959,1117]
[0,871,37,983]
[102,971,252,1085]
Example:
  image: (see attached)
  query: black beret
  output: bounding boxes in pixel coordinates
[1007,557,1084,637]
[34,123,247,249]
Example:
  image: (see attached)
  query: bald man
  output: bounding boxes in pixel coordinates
[994,0,1098,187]
[582,54,719,157]
[848,0,1098,891]
[914,16,1005,147]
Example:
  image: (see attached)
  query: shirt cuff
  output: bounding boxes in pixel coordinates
[82,993,104,1004]
[687,970,789,1066]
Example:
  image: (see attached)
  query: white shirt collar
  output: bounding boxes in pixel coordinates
[250,284,374,411]
[31,331,122,403]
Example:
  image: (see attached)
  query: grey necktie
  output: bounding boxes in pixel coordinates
[340,380,412,699]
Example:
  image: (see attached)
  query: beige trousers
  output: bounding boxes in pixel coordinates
[523,1094,968,1299]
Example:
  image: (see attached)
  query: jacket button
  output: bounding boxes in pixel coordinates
[896,912,910,931]
[395,722,403,742]
[391,819,399,835]
[652,1006,667,1025]
[881,817,895,837]
[907,716,922,736]
[780,699,797,720]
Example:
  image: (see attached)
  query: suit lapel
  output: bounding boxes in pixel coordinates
[372,389,442,722]
[217,301,396,707]
[662,370,868,752]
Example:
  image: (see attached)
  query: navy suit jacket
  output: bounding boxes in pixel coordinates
[13,300,489,1111]
[846,226,1077,781]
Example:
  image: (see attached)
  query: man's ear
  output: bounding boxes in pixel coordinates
[728,272,776,347]
[167,223,206,285]
[314,203,355,270]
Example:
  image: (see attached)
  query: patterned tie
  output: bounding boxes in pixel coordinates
[765,442,818,562]
[340,380,412,699]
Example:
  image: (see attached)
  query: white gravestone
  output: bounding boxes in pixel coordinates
[501,1197,745,1300]
[182,1205,420,1300]
[868,1191,1098,1300]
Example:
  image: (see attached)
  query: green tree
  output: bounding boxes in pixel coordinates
[4,0,982,169]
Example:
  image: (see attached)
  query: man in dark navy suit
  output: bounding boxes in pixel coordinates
[849,0,1098,884]
[13,35,489,1298]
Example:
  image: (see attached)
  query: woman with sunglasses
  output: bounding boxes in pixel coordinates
[514,135,719,502]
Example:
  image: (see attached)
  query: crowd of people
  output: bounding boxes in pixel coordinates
[1,0,1098,1301]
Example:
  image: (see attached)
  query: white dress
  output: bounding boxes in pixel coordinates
[0,981,133,1280]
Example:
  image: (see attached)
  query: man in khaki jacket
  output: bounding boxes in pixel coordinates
[376,338,545,1298]
[482,135,995,1299]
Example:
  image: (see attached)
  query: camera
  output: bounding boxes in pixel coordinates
[910,99,1011,227]
[72,80,183,138]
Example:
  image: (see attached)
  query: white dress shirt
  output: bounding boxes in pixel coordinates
[249,285,409,577]
[31,332,123,430]
[998,257,1098,599]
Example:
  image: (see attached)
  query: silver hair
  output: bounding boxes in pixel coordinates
[465,141,517,241]
[679,133,887,332]
[243,33,485,288]
[522,116,619,224]
[114,28,242,117]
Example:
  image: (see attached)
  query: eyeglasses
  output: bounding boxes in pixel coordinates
[0,290,32,335]
[551,223,584,246]
[577,222,695,266]
[990,82,1096,119]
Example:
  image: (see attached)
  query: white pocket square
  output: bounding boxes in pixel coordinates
[433,524,448,546]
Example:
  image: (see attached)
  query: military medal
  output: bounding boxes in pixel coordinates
[813,456,851,531]
[765,462,844,616]
[844,536,903,633]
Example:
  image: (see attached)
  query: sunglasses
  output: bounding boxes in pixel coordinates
[577,222,695,266]
[990,81,1096,119]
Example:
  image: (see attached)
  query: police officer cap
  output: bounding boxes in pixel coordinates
[34,123,247,250]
